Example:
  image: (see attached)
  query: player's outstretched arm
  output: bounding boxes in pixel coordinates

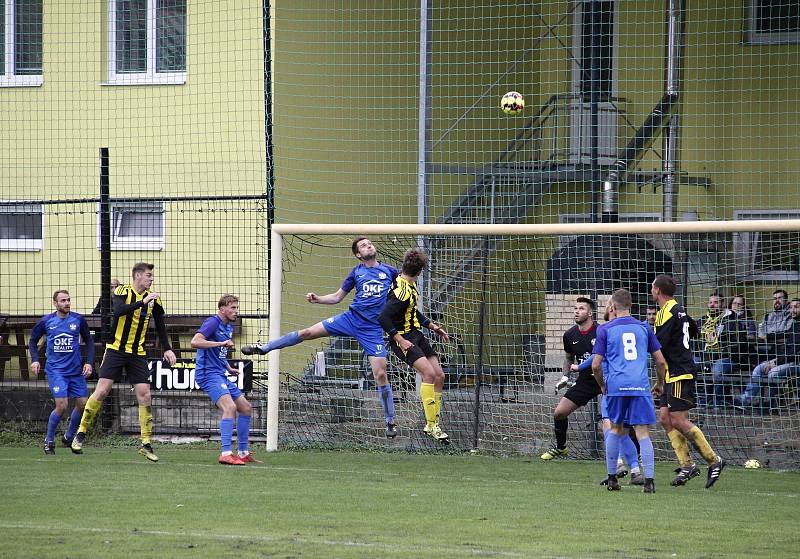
[307,288,347,305]
[573,354,594,372]
[591,354,605,393]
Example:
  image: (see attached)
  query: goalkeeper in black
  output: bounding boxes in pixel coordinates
[378,248,451,443]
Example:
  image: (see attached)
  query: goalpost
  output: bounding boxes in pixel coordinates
[265,220,800,467]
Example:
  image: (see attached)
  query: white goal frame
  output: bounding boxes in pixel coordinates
[265,219,800,450]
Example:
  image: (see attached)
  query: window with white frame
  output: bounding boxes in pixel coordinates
[0,202,43,251]
[1,0,43,87]
[747,0,800,45]
[733,210,800,281]
[107,0,186,85]
[99,201,165,250]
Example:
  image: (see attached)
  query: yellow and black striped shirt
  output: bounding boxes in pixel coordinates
[378,276,430,336]
[654,298,699,383]
[107,284,170,356]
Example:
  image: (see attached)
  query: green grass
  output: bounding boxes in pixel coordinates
[1,444,798,559]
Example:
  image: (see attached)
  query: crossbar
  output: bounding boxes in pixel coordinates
[273,220,800,236]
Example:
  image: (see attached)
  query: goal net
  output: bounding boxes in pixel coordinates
[262,222,800,468]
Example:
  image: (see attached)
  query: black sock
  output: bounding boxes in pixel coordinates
[554,417,568,449]
[628,426,640,453]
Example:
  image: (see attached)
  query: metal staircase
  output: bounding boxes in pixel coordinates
[427,94,577,318]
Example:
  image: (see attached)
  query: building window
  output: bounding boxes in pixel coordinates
[107,0,186,85]
[1,0,43,88]
[733,210,800,281]
[99,201,165,250]
[0,202,44,251]
[579,0,614,103]
[569,1,619,164]
[747,0,800,44]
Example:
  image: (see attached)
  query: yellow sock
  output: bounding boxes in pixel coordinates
[685,426,718,464]
[421,383,436,426]
[667,429,693,467]
[433,391,443,425]
[138,405,154,445]
[78,395,103,434]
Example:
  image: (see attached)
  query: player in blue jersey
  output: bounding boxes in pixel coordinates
[191,294,260,466]
[242,237,401,437]
[572,365,643,484]
[29,290,95,455]
[591,289,667,493]
[573,295,643,484]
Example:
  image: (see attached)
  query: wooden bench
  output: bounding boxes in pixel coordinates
[0,314,240,381]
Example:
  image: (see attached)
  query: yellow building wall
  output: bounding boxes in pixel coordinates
[0,2,267,324]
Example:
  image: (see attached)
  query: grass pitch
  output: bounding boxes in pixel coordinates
[1,443,798,558]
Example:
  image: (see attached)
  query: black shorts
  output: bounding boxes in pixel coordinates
[389,330,436,367]
[564,372,602,408]
[99,348,151,385]
[659,378,696,412]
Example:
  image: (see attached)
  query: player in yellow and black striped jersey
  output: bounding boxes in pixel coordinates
[71,262,177,462]
[651,274,725,488]
[107,282,169,355]
[378,248,451,443]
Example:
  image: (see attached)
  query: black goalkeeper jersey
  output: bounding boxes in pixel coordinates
[563,323,597,379]
[654,299,699,383]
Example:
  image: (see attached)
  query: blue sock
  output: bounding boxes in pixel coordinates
[620,434,640,470]
[46,410,62,443]
[639,436,655,479]
[220,418,234,453]
[263,331,302,353]
[377,384,395,424]
[64,408,82,440]
[606,433,621,475]
[237,415,251,453]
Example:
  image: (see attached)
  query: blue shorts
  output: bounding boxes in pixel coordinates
[47,372,88,399]
[196,371,242,405]
[322,311,387,358]
[601,395,633,427]
[605,395,657,426]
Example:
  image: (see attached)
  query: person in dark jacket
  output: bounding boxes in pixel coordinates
[709,301,756,407]
[735,299,800,409]
[729,295,757,340]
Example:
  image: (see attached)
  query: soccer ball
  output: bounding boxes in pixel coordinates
[744,458,761,469]
[501,91,525,115]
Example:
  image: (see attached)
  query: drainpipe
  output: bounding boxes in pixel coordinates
[662,0,685,222]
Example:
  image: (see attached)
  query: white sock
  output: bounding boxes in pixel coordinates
[221,450,232,456]
[617,457,625,466]
[631,467,641,474]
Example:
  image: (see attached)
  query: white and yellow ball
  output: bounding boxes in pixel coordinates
[744,458,761,469]
[501,91,525,115]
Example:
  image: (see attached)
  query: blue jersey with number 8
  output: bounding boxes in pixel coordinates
[593,316,661,396]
